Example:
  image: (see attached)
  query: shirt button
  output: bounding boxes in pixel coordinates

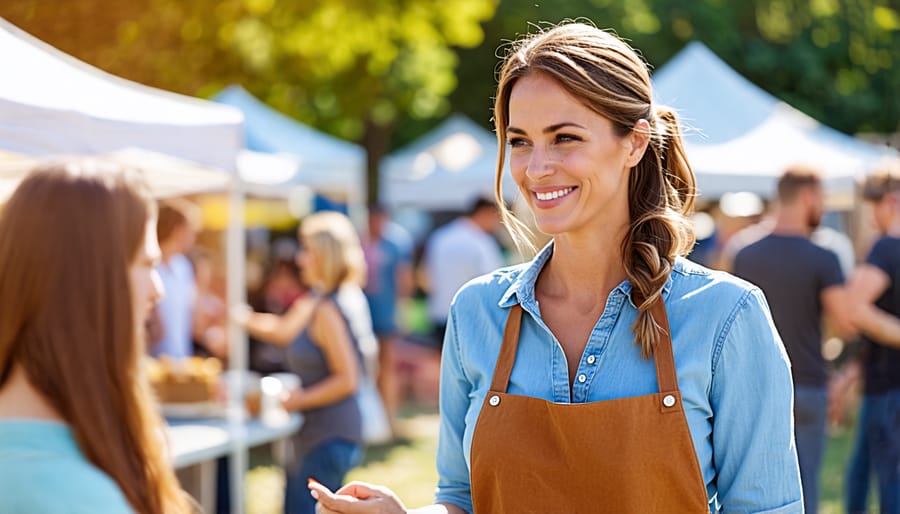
[663,394,676,407]
[586,355,596,364]
[489,395,501,406]
[577,374,587,383]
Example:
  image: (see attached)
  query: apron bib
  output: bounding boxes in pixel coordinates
[469,298,709,513]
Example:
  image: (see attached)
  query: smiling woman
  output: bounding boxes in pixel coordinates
[308,22,802,514]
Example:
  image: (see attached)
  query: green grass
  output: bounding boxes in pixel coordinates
[345,408,441,507]
[246,405,439,514]
[247,406,879,514]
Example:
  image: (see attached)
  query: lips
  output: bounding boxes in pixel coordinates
[534,187,575,201]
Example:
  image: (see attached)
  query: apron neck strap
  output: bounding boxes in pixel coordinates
[490,298,679,395]
[489,304,524,393]
[648,296,678,395]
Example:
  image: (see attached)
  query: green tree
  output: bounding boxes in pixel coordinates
[451,0,898,137]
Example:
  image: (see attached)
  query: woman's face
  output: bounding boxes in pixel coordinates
[296,239,321,288]
[506,72,647,239]
[130,219,163,324]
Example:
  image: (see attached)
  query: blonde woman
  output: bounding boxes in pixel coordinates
[0,159,193,514]
[310,22,801,514]
[239,211,376,514]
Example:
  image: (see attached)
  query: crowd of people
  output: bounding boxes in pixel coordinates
[142,192,506,514]
[0,20,896,514]
[727,163,900,513]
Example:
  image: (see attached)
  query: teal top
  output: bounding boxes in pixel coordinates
[0,419,134,513]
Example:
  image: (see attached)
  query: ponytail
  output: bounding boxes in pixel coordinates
[623,105,696,359]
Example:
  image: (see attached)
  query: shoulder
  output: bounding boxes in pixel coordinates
[670,259,772,335]
[672,259,783,363]
[672,258,760,305]
[0,454,133,513]
[334,285,368,310]
[734,234,770,257]
[315,293,346,323]
[425,224,452,253]
[866,236,900,271]
[452,262,526,307]
[172,253,195,273]
[870,236,900,255]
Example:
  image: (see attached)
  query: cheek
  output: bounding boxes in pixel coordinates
[134,272,150,299]
[508,153,528,183]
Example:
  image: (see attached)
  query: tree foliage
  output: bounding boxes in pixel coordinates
[451,0,898,137]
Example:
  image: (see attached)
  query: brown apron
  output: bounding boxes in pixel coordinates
[469,299,709,514]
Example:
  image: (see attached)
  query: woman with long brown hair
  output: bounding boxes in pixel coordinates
[310,22,801,514]
[0,159,192,514]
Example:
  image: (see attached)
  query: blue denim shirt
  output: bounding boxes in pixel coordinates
[434,244,803,513]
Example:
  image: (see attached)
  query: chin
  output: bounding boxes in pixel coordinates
[533,220,569,237]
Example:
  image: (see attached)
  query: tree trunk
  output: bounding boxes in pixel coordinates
[361,117,395,205]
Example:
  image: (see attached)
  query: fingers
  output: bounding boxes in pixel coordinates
[333,481,385,499]
[309,480,361,513]
[309,480,405,514]
[229,303,252,325]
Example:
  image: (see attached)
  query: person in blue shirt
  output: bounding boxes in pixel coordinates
[0,159,193,514]
[310,22,802,514]
[363,203,414,433]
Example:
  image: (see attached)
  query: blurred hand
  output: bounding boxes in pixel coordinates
[827,380,848,427]
[310,480,406,514]
[827,361,862,427]
[281,387,306,411]
[229,303,253,326]
[202,326,228,359]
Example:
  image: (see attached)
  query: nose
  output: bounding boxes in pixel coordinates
[151,269,164,304]
[525,145,555,181]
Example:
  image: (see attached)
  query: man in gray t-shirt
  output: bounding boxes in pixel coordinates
[734,166,853,514]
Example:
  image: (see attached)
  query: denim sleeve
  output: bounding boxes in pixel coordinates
[710,288,804,514]
[434,308,475,513]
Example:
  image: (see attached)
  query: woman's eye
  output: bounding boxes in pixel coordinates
[556,133,581,143]
[507,137,528,148]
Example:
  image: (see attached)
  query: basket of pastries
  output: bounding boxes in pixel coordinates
[147,356,222,405]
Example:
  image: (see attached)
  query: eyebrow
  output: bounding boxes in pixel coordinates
[507,122,586,135]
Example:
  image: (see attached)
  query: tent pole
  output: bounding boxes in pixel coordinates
[226,179,248,514]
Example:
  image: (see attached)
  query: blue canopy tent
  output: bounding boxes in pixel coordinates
[652,42,895,202]
[213,85,366,222]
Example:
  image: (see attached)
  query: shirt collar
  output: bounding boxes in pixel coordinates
[498,241,675,309]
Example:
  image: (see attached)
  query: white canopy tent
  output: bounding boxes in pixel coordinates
[652,41,896,201]
[0,18,243,172]
[0,18,261,513]
[380,114,517,211]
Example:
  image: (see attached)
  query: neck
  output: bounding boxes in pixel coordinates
[884,216,900,237]
[0,364,64,421]
[541,228,628,304]
[772,207,811,237]
[160,242,179,263]
[465,215,490,234]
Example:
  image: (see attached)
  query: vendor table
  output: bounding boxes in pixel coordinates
[168,414,302,513]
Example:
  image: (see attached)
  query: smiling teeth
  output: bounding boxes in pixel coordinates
[536,188,574,201]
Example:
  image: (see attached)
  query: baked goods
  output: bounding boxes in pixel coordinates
[147,356,222,404]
